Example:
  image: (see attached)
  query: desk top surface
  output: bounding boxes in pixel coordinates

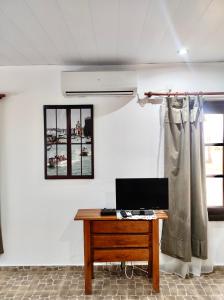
[74,209,168,221]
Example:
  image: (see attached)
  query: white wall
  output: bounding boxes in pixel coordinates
[0,63,224,266]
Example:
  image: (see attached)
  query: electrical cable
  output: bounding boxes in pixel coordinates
[122,262,149,279]
[134,265,148,274]
[124,262,134,279]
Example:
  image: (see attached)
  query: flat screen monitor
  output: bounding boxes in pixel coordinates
[116,178,169,210]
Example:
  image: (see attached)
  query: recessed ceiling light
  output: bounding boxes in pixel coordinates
[177,48,188,55]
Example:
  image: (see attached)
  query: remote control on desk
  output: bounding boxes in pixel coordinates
[100,208,116,216]
[120,210,128,218]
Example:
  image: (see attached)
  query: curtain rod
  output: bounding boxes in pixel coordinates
[144,91,224,97]
[0,94,5,99]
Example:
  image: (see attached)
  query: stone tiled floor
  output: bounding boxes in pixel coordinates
[0,265,223,300]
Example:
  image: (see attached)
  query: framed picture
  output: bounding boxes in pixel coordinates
[44,105,94,179]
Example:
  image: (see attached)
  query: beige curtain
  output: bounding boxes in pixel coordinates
[0,205,3,253]
[0,228,3,254]
[161,96,208,262]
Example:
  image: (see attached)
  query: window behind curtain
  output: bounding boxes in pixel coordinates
[204,101,224,220]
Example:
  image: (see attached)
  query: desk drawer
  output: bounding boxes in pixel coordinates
[94,248,151,262]
[93,234,151,248]
[92,221,151,233]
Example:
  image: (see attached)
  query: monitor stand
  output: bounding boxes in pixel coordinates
[131,209,154,216]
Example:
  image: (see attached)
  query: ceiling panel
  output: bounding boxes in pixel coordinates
[26,0,83,64]
[0,0,223,65]
[88,0,119,64]
[162,0,213,45]
[136,0,184,63]
[187,0,224,58]
[0,0,61,65]
[116,0,151,63]
[155,0,213,57]
[0,9,45,64]
[57,0,99,64]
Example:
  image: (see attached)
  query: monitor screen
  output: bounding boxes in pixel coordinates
[116,178,169,210]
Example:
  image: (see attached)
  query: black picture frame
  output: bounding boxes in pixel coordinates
[44,105,94,179]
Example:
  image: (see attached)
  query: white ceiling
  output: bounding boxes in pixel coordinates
[0,0,223,66]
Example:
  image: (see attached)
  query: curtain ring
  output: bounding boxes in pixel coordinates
[174,92,178,101]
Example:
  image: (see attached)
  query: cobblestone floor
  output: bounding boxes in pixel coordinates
[0,265,223,300]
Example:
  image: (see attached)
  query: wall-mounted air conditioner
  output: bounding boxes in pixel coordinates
[61,71,137,96]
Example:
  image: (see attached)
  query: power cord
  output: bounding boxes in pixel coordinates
[124,262,134,279]
[105,262,149,279]
[122,262,149,279]
[134,265,148,274]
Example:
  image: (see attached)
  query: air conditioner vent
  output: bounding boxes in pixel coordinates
[61,71,137,97]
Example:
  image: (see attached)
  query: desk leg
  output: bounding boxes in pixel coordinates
[152,219,159,293]
[147,261,152,278]
[91,255,94,279]
[84,220,92,295]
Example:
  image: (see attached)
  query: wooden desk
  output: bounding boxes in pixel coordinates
[74,209,168,295]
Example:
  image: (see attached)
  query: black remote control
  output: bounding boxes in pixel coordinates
[120,210,128,218]
[101,208,116,216]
